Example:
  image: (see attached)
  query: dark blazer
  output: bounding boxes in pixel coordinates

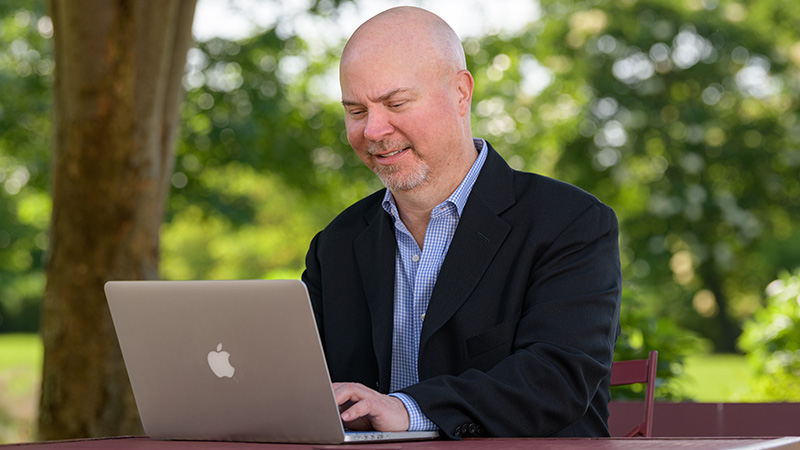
[302,141,621,439]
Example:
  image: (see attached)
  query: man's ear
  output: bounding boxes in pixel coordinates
[455,70,475,116]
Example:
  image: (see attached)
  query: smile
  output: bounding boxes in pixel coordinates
[377,148,408,158]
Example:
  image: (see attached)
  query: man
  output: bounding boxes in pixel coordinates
[302,6,621,439]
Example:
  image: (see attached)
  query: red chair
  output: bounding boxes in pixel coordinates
[610,350,658,437]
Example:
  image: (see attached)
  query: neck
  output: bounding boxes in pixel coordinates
[391,140,478,247]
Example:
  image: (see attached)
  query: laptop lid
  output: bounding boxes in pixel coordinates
[104,279,437,444]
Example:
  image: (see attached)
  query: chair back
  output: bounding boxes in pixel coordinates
[609,350,658,437]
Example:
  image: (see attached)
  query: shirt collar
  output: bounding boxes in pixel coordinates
[382,138,488,219]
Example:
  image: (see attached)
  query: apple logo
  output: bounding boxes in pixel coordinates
[207,343,235,378]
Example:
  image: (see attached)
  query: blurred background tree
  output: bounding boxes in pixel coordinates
[1,0,799,440]
[466,0,800,355]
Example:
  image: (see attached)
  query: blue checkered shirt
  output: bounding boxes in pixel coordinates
[384,139,488,431]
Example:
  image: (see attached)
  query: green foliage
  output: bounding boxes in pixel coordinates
[465,0,800,352]
[612,286,704,400]
[738,269,800,401]
[0,0,52,333]
[162,163,329,280]
[164,21,381,280]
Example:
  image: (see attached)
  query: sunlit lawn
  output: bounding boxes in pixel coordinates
[0,333,766,444]
[0,333,42,444]
[681,353,756,402]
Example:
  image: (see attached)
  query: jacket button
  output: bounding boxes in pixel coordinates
[468,424,477,435]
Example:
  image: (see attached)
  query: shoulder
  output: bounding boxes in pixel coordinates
[477,142,614,219]
[506,171,619,241]
[517,171,607,211]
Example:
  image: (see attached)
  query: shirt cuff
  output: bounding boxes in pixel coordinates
[389,392,439,431]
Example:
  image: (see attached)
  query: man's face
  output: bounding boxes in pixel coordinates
[340,42,465,192]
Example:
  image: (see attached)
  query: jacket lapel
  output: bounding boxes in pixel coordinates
[354,199,396,392]
[420,144,516,347]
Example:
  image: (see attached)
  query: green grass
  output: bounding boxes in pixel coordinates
[0,333,42,368]
[680,353,755,402]
[0,333,42,444]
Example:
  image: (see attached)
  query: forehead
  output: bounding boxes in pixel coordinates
[340,47,432,102]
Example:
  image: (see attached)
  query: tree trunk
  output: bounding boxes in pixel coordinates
[702,266,741,353]
[39,0,197,440]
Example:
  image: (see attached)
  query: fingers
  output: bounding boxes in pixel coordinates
[333,382,371,421]
[332,382,410,432]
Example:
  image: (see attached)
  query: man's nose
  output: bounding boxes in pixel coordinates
[363,109,394,141]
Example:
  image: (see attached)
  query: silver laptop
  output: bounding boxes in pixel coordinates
[104,279,439,444]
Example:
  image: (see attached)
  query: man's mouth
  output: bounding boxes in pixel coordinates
[378,148,407,158]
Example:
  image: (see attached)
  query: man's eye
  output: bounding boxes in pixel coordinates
[389,102,406,108]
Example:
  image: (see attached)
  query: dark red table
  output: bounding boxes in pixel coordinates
[4,436,800,450]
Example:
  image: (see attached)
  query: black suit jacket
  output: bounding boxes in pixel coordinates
[302,142,621,438]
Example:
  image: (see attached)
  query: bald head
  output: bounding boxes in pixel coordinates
[341,7,467,78]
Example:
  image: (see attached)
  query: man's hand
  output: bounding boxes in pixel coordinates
[332,382,410,432]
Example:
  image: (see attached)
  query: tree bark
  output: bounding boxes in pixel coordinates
[39,0,197,440]
[701,265,741,353]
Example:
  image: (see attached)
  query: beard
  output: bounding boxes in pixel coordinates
[367,141,431,191]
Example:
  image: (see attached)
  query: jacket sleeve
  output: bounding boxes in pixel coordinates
[401,202,622,438]
[301,231,325,340]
